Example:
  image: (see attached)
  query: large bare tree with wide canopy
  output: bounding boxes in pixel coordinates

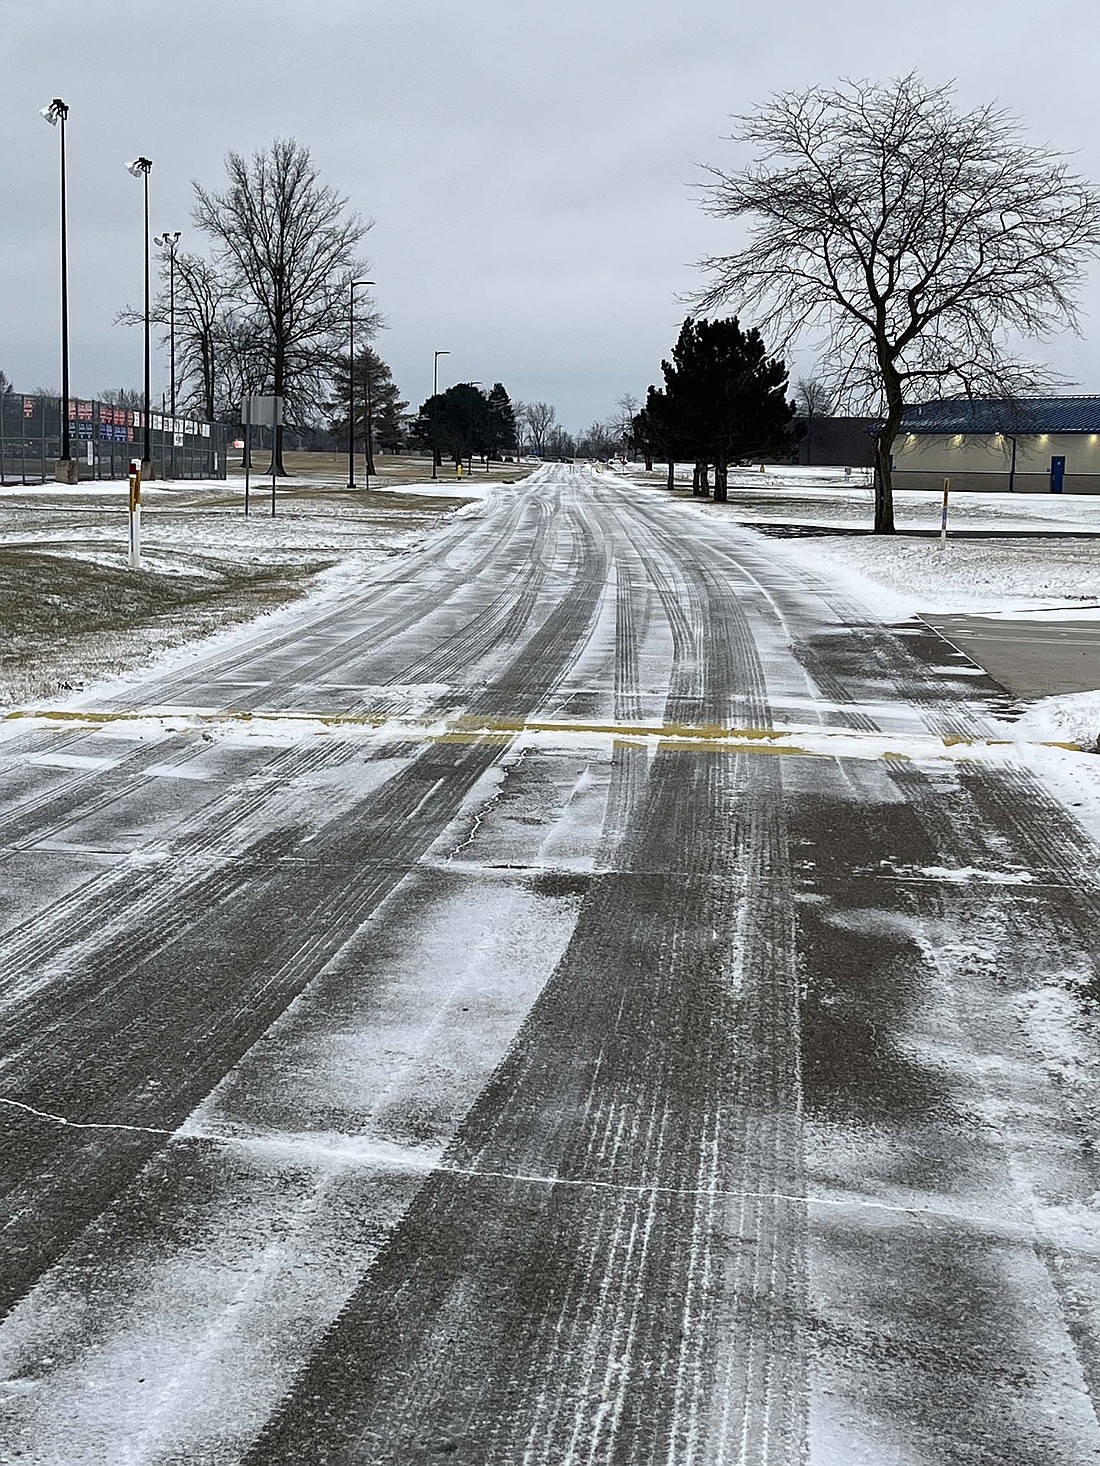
[696,75,1100,531]
[194,139,377,472]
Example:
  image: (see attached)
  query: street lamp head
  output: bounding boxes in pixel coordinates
[125,157,153,178]
[40,99,69,126]
[351,278,376,288]
[155,231,181,248]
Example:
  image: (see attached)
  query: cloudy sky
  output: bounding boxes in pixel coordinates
[3,0,1098,431]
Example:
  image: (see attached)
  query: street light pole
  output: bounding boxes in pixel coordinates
[41,98,74,483]
[348,278,375,489]
[126,157,154,477]
[365,374,378,479]
[465,382,482,476]
[431,349,450,481]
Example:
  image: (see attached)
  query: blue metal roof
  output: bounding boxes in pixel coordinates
[901,397,1100,435]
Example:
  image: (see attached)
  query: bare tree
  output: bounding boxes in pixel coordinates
[792,375,834,467]
[793,376,833,419]
[577,420,617,459]
[544,424,576,459]
[98,387,143,409]
[119,252,241,422]
[511,399,528,455]
[193,138,377,471]
[615,392,640,456]
[523,401,557,456]
[697,75,1100,530]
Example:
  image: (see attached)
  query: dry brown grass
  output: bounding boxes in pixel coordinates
[0,546,318,705]
[226,449,535,488]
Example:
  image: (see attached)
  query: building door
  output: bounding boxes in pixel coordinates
[1050,455,1066,493]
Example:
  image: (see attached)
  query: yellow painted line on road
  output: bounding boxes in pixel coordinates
[0,705,1083,760]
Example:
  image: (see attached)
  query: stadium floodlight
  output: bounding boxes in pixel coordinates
[41,99,73,479]
[125,159,154,470]
[154,232,182,430]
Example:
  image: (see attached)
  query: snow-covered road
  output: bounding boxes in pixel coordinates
[1,464,1098,1463]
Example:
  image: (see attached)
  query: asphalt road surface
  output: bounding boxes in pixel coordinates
[1,465,1099,1464]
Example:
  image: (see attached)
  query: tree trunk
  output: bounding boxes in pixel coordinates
[873,354,903,533]
[699,461,711,496]
[644,449,653,471]
[873,413,902,533]
[713,460,728,503]
[667,458,675,492]
[271,339,287,476]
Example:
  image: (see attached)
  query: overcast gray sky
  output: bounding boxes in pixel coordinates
[3,0,1099,430]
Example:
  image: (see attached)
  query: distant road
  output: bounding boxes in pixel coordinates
[1,465,1098,1464]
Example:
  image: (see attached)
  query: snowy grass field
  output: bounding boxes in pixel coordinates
[625,463,1100,612]
[0,469,488,706]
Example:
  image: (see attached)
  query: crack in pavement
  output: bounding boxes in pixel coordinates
[0,1096,1042,1232]
[0,1096,172,1136]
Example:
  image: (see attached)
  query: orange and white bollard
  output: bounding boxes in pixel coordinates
[128,459,142,570]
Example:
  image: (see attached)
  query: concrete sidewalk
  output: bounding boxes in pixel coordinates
[925,612,1100,698]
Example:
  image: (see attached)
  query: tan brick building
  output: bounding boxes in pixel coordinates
[893,397,1100,494]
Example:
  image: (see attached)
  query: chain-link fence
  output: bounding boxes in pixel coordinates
[0,391,227,485]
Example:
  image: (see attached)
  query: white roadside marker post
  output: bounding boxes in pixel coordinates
[939,476,950,549]
[128,458,142,571]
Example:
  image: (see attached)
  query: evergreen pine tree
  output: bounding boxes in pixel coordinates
[662,317,796,502]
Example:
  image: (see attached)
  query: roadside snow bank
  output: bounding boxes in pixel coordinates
[1016,690,1100,751]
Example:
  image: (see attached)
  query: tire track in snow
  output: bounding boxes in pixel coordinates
[120,479,546,711]
[0,481,568,1013]
[244,486,808,1465]
[0,481,552,859]
[0,487,607,1322]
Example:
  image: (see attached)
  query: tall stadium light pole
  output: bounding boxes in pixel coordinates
[154,232,181,416]
[40,98,74,483]
[154,230,180,480]
[347,278,375,488]
[126,158,154,476]
[431,349,450,481]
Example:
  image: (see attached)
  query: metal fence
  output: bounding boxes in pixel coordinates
[0,391,227,485]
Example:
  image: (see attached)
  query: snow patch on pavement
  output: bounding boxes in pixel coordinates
[915,864,1036,885]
